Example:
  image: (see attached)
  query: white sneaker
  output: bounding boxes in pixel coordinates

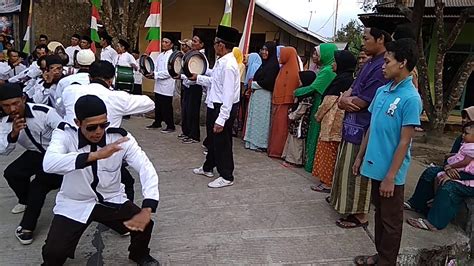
[193,167,214,178]
[11,204,26,214]
[208,177,233,188]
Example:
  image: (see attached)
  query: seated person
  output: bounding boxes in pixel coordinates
[405,107,474,231]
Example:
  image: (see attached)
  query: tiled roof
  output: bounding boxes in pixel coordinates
[377,0,474,8]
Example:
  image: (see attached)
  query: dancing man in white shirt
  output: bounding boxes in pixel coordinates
[145,34,176,133]
[61,60,154,201]
[190,25,240,188]
[41,95,160,265]
[0,83,63,245]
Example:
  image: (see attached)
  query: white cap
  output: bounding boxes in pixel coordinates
[76,49,96,66]
[47,41,64,52]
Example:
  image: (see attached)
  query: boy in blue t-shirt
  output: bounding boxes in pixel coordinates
[353,38,422,266]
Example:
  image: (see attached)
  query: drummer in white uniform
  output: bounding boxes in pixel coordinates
[145,34,176,133]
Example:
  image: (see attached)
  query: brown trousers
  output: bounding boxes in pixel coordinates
[371,180,404,266]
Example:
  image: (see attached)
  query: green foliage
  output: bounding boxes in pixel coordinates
[335,19,363,57]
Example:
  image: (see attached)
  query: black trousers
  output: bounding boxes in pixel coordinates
[20,173,63,231]
[153,93,175,129]
[121,165,135,201]
[203,103,238,181]
[371,180,404,266]
[182,85,203,141]
[4,151,58,204]
[4,151,62,231]
[42,201,154,265]
[181,87,190,136]
[132,84,142,95]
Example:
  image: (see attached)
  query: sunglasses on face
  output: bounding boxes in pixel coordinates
[85,122,110,132]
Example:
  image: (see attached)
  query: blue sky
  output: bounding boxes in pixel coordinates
[256,0,365,38]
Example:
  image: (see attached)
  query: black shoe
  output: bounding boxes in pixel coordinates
[146,123,161,130]
[160,128,175,134]
[177,134,187,139]
[132,254,160,266]
[15,226,33,245]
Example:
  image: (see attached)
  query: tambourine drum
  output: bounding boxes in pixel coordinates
[167,51,184,77]
[115,65,134,92]
[183,51,208,78]
[139,55,154,75]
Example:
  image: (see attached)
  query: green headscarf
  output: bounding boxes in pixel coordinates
[294,43,338,97]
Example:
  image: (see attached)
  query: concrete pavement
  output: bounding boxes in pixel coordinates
[0,117,469,265]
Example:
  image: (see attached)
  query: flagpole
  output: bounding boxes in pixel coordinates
[333,0,339,41]
[238,0,256,55]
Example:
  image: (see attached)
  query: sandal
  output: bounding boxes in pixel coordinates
[403,201,416,211]
[282,161,299,168]
[310,184,331,193]
[354,254,378,265]
[336,214,369,229]
[325,196,331,204]
[407,218,437,231]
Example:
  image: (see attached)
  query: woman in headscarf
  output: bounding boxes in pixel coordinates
[232,47,247,136]
[294,43,338,173]
[268,47,301,158]
[242,53,262,136]
[282,71,317,166]
[311,50,357,193]
[244,41,279,151]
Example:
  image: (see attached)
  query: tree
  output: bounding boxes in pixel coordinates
[359,0,474,139]
[98,1,150,50]
[335,19,363,43]
[417,1,474,139]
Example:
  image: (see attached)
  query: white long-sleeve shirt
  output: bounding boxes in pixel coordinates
[153,49,175,96]
[6,63,28,81]
[196,52,240,126]
[55,71,90,117]
[100,45,118,66]
[115,52,136,68]
[0,61,11,80]
[0,103,63,155]
[43,126,159,224]
[65,45,80,66]
[31,81,61,109]
[62,80,154,127]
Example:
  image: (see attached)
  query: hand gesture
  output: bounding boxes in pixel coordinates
[144,73,154,79]
[95,137,129,160]
[123,208,152,232]
[380,178,395,198]
[42,71,54,83]
[345,97,361,112]
[445,168,460,180]
[213,123,223,133]
[11,115,27,138]
[437,174,451,186]
[352,156,362,176]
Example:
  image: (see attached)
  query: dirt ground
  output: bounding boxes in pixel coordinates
[411,130,460,166]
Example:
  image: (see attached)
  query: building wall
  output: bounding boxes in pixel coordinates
[138,0,279,54]
[139,0,317,93]
[32,0,90,46]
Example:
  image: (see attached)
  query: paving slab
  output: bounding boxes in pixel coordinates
[0,117,468,265]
